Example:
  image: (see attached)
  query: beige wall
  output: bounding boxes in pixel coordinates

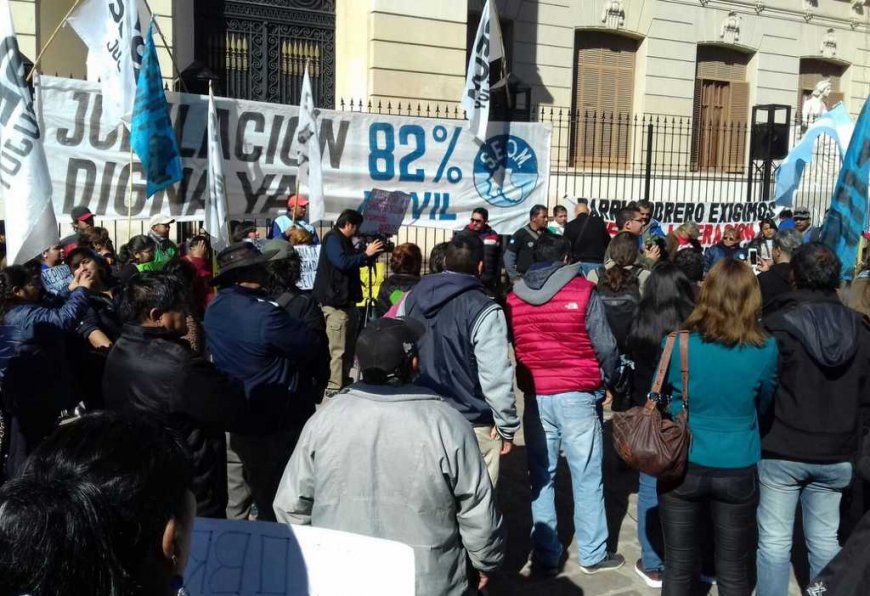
[10,0,36,58]
[38,0,86,78]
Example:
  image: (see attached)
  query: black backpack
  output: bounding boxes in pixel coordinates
[596,267,642,351]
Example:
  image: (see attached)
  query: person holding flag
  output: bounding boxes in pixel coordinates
[270,195,320,245]
[462,0,509,143]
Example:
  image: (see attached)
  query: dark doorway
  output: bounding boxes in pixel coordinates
[193,0,335,107]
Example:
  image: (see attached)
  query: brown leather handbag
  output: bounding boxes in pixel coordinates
[612,331,691,481]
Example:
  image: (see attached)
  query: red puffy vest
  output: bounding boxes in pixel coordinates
[507,276,603,395]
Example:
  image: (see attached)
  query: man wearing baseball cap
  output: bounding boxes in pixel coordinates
[793,206,821,243]
[147,214,178,269]
[60,205,96,254]
[274,317,505,596]
[269,195,320,245]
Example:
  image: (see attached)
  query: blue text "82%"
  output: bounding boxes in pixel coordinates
[368,123,463,184]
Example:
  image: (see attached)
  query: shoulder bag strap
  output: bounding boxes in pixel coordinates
[645,332,677,410]
[679,331,689,407]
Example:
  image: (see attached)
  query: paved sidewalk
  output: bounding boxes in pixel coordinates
[488,398,804,595]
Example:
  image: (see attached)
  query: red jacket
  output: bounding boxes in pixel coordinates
[183,255,214,314]
[507,276,602,395]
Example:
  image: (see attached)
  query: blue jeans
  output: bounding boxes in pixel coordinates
[638,472,664,572]
[756,459,853,596]
[524,391,608,567]
[578,262,603,277]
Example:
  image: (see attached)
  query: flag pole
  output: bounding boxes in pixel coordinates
[140,0,188,92]
[127,127,134,234]
[26,0,84,82]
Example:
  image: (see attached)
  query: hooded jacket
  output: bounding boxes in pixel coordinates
[401,272,519,438]
[762,290,870,463]
[507,262,618,395]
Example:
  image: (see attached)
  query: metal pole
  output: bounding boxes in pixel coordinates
[644,123,653,202]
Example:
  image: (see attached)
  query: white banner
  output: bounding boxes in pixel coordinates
[36,76,552,235]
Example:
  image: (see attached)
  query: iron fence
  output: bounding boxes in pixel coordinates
[82,100,842,272]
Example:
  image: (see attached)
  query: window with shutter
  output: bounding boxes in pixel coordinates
[692,45,752,172]
[570,32,637,168]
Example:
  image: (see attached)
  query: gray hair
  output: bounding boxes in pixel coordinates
[773,228,803,258]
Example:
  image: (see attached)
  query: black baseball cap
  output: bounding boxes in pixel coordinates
[356,318,425,378]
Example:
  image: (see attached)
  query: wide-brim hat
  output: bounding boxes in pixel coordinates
[261,239,297,261]
[211,242,277,285]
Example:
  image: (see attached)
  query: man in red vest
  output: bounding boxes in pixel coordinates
[506,233,622,577]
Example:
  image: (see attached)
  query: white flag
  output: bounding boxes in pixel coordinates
[67,0,147,126]
[204,85,230,252]
[292,64,324,224]
[462,0,506,143]
[0,2,59,265]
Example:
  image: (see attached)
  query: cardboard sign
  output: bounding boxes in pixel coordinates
[359,189,412,237]
[294,245,321,291]
[183,518,415,596]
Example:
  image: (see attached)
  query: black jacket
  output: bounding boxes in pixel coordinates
[312,231,369,308]
[564,214,610,263]
[272,289,330,402]
[762,290,870,463]
[758,262,792,316]
[454,225,502,291]
[103,325,257,518]
[375,273,420,317]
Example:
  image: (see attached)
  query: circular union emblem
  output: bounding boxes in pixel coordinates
[473,135,539,208]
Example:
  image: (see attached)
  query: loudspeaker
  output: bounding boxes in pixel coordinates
[750,122,790,160]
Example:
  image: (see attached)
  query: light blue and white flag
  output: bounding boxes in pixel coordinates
[0,0,59,264]
[130,20,182,198]
[775,103,853,207]
[204,83,229,252]
[819,98,870,281]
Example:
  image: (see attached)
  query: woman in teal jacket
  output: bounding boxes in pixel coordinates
[659,258,778,596]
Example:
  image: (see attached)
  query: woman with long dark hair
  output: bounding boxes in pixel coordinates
[748,218,778,263]
[0,411,196,595]
[658,259,779,595]
[117,235,157,285]
[625,262,696,587]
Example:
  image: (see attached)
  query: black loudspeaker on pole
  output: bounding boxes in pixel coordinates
[747,105,792,202]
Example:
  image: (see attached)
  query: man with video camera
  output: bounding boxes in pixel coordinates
[313,209,384,398]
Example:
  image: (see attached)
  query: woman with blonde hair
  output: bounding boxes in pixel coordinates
[657,258,779,596]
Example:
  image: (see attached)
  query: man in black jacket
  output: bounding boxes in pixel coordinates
[563,199,610,277]
[104,274,258,518]
[757,243,870,594]
[312,209,383,396]
[454,207,502,294]
[504,204,551,282]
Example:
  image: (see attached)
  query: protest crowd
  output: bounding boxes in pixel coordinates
[0,0,868,593]
[0,197,866,596]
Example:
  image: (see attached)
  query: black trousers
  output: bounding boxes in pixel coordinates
[659,469,758,596]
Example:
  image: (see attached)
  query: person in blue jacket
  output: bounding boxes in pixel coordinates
[0,264,94,477]
[204,242,320,521]
[658,258,779,595]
